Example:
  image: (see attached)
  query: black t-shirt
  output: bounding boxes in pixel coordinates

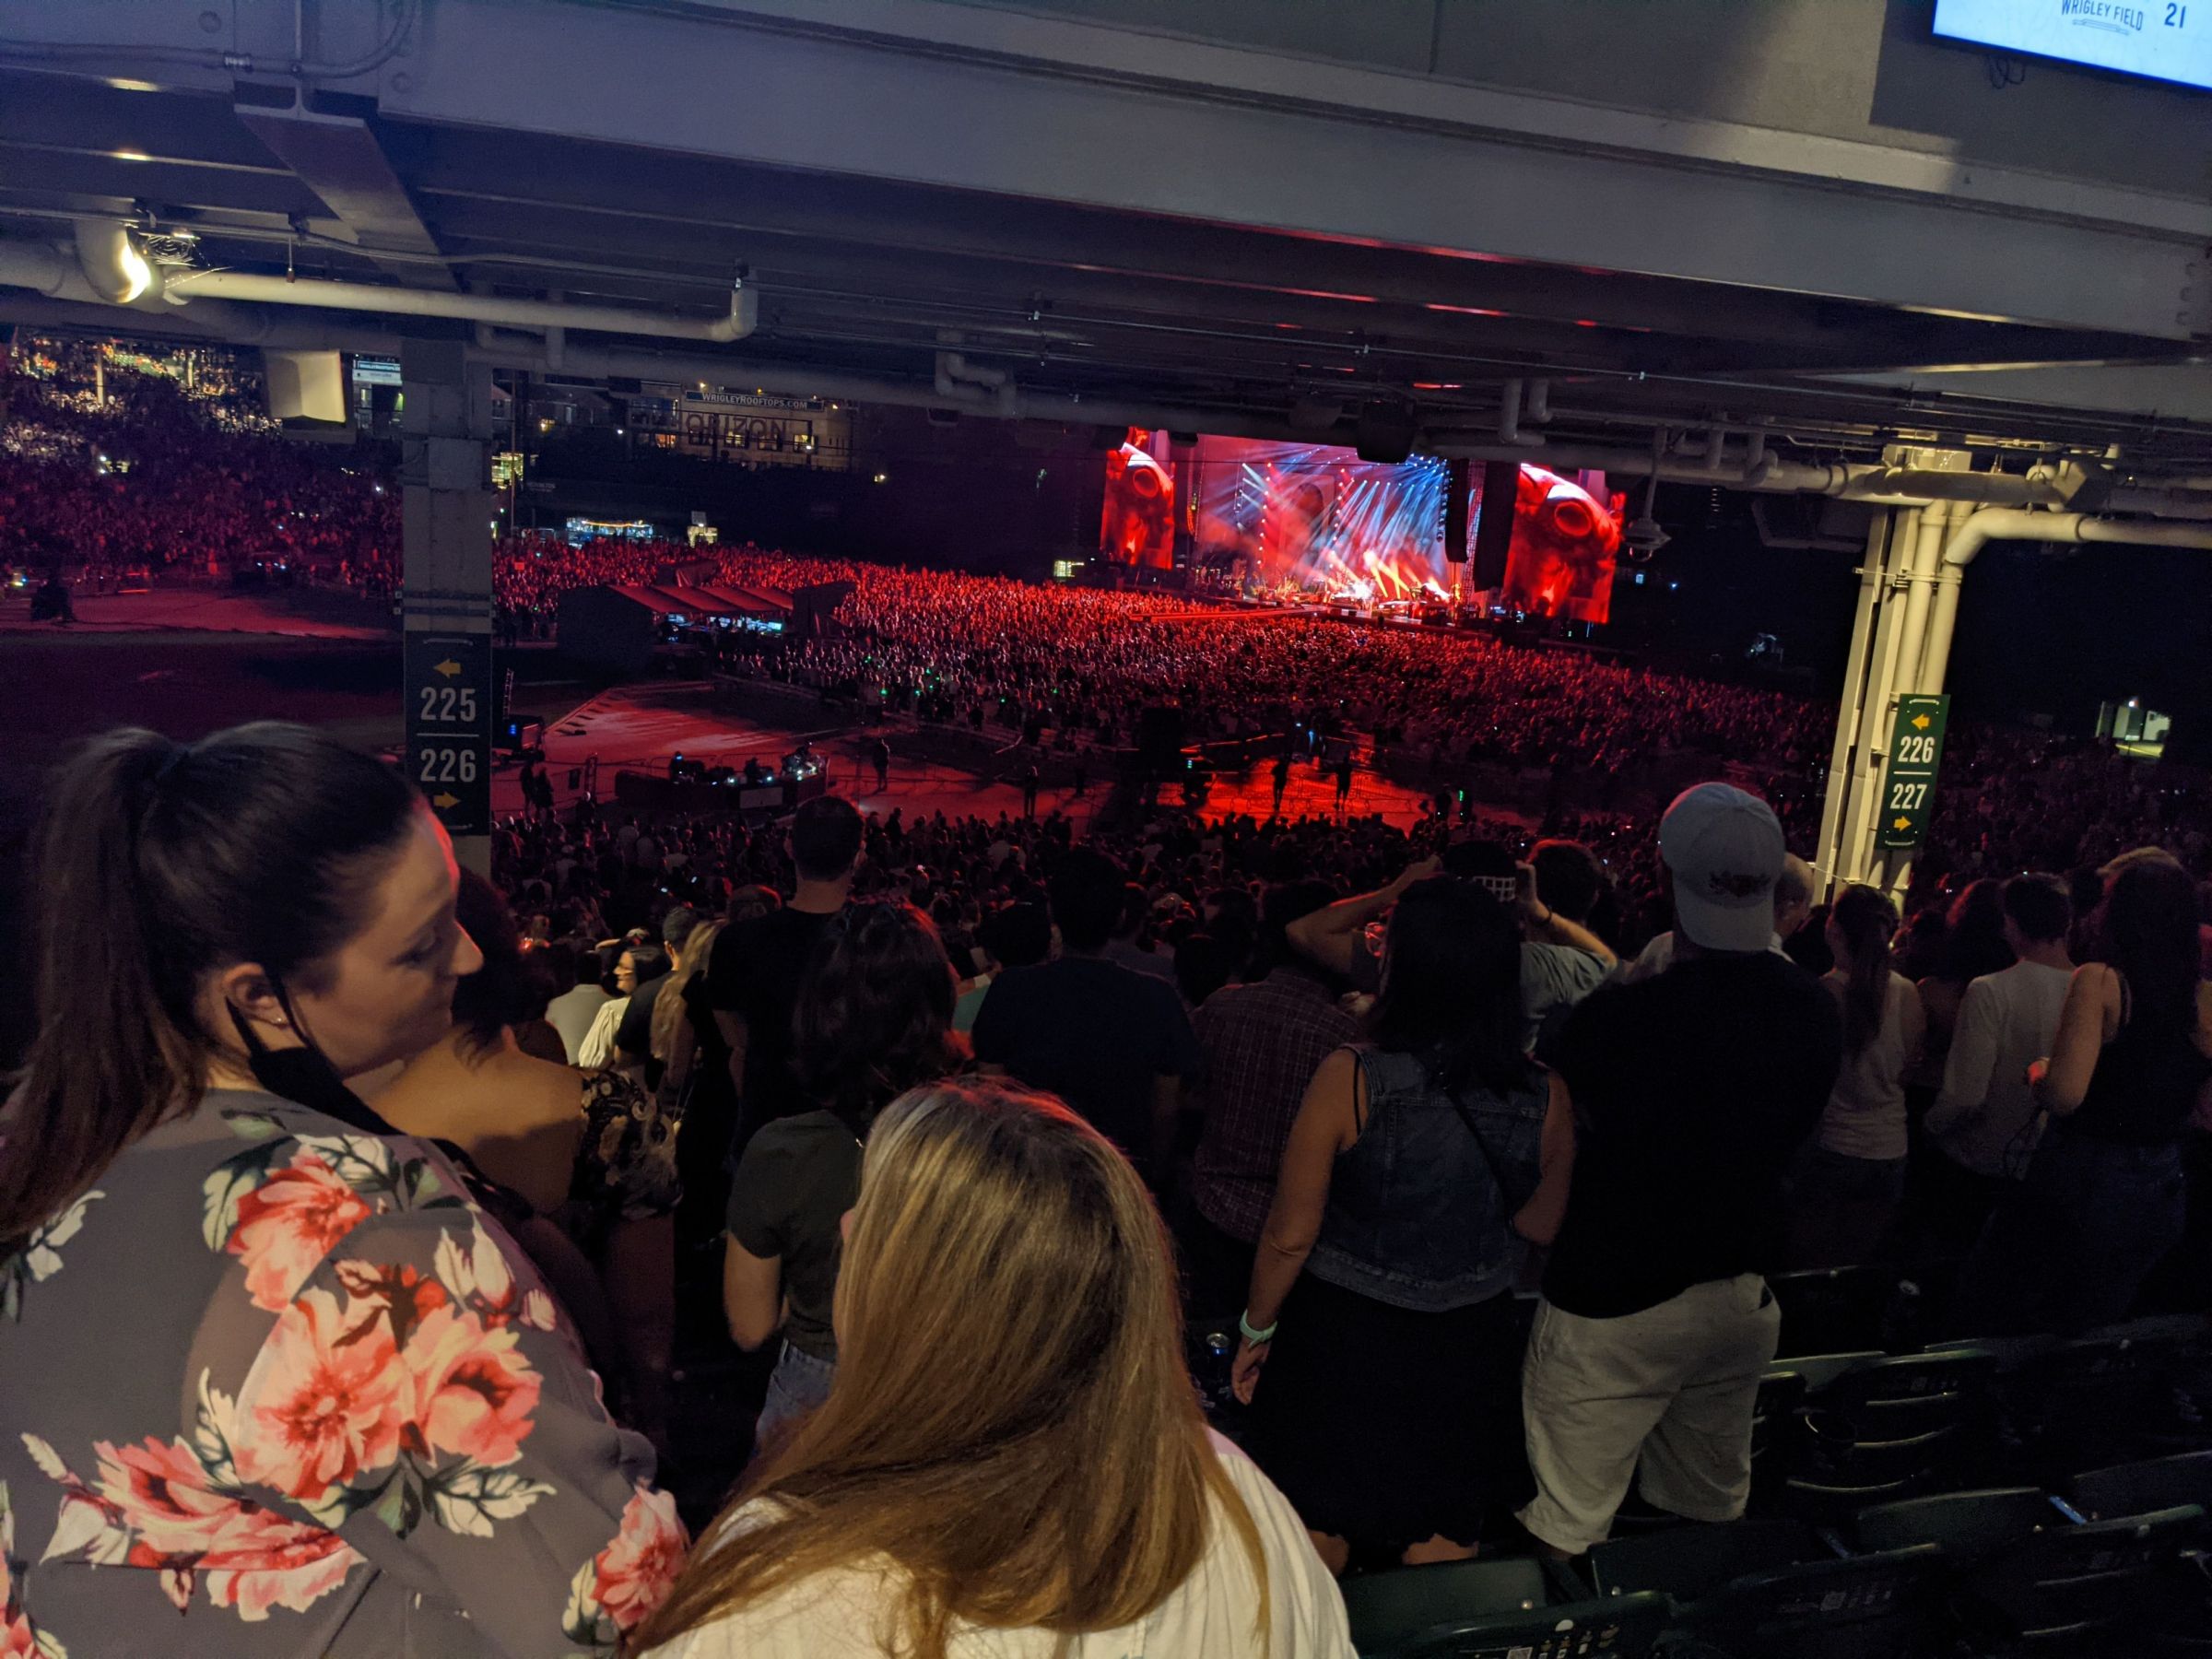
[1542,953,1842,1319]
[725,1109,861,1361]
[970,955,1204,1179]
[705,906,842,1124]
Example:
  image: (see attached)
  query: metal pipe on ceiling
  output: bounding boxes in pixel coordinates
[1942,508,2212,566]
[159,267,759,343]
[466,337,1328,446]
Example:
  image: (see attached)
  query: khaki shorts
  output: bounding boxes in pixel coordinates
[1517,1274,1780,1555]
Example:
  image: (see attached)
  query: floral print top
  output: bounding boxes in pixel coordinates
[0,1089,686,1656]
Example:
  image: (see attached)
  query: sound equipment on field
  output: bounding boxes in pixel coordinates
[1472,459,1520,589]
[1442,457,1471,564]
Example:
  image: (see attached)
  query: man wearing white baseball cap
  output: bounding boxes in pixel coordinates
[1518,783,1843,1558]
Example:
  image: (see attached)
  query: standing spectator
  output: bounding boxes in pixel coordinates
[971,849,1203,1186]
[1518,784,1841,1558]
[1106,882,1182,989]
[1272,750,1292,818]
[955,901,1050,1035]
[373,873,588,1214]
[1914,874,2074,1254]
[0,724,682,1655]
[580,942,665,1072]
[547,944,613,1064]
[1020,762,1041,818]
[1184,880,1356,1316]
[675,890,776,1264]
[638,1079,1351,1659]
[869,735,890,793]
[1288,845,1615,1053]
[724,902,963,1453]
[1520,839,1619,1054]
[1959,851,2212,1334]
[1332,751,1354,811]
[650,921,722,1122]
[1230,879,1572,1573]
[1912,880,2015,1108]
[378,874,683,1448]
[1789,885,1924,1268]
[706,796,864,1146]
[1617,854,1816,982]
[615,906,699,1085]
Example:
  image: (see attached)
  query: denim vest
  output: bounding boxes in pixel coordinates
[1305,1045,1547,1312]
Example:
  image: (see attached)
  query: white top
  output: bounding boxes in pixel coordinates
[545,982,612,1065]
[1925,959,2072,1178]
[1616,928,1788,983]
[577,994,629,1070]
[1818,971,1924,1161]
[644,1432,1353,1659]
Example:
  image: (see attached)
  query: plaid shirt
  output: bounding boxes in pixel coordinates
[1191,967,1360,1242]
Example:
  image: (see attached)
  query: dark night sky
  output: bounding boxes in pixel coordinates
[1619,485,2211,734]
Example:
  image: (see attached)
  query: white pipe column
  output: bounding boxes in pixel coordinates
[1877,500,1976,902]
[1888,503,1950,711]
[1917,500,1972,693]
[1839,506,1922,888]
[1813,509,1893,896]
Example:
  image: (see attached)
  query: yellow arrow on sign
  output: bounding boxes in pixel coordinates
[1892,815,1913,831]
[433,658,462,678]
[1911,712,1931,730]
[432,792,460,810]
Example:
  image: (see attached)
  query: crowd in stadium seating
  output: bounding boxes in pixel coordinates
[9,354,2208,896]
[12,708,2209,1653]
[7,353,2212,1654]
[1,354,399,590]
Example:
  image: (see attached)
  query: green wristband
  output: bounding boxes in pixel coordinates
[1239,1311,1277,1345]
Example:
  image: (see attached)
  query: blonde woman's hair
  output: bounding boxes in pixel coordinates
[649,919,719,1065]
[632,1078,1270,1658]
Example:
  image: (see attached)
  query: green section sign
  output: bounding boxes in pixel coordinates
[1876,693,1950,851]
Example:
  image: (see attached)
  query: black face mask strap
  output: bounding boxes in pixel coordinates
[225,977,390,1134]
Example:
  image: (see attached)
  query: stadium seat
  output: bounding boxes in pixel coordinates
[1994,1331,2187,1482]
[1584,1517,1822,1602]
[1341,1557,1670,1659]
[2065,1451,2212,1523]
[1853,1486,2057,1563]
[1770,1265,1893,1358]
[1774,1350,1886,1391]
[1747,1368,1807,1514]
[1586,1520,1942,1659]
[1785,1348,1997,1520]
[1947,1503,2206,1653]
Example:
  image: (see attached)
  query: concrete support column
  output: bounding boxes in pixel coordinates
[400,338,496,877]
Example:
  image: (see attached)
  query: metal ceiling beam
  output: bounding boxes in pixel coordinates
[231,100,455,288]
[350,0,2205,342]
[391,138,1995,356]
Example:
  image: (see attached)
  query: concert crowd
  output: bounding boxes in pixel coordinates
[6,352,2212,1657]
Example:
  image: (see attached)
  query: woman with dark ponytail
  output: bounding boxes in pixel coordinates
[0,724,684,1657]
[1788,885,1924,1268]
[1959,849,2212,1334]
